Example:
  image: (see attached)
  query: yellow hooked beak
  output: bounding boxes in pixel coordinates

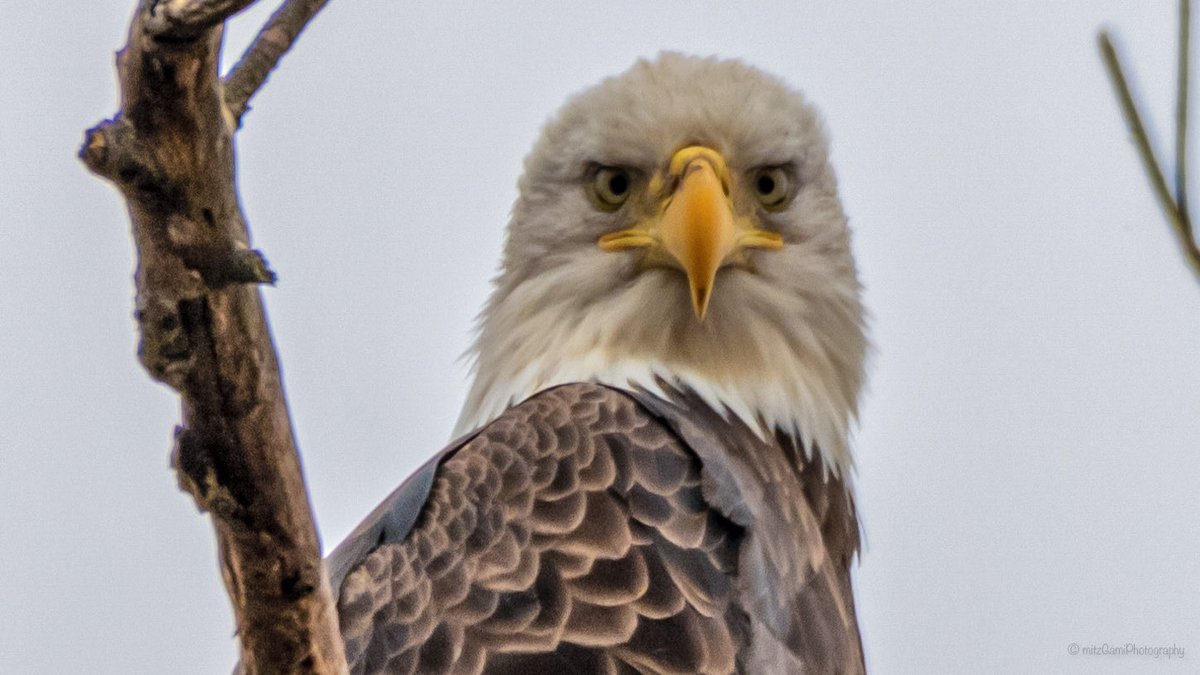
[598,146,783,319]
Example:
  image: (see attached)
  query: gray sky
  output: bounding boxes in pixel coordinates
[2,2,1198,673]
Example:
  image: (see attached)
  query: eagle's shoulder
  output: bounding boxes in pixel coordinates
[333,382,746,674]
[330,382,862,674]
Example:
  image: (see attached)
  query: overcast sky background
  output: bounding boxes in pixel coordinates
[2,2,1198,673]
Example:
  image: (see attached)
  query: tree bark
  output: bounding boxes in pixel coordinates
[79,1,345,672]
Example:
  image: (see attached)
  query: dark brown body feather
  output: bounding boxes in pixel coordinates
[330,383,862,674]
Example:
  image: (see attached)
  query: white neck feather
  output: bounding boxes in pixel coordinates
[455,266,864,479]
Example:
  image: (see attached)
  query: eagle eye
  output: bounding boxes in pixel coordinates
[589,167,633,210]
[751,166,791,210]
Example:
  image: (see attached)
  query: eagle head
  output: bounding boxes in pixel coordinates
[457,53,868,477]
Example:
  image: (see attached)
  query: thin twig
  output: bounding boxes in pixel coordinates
[223,0,331,123]
[1099,27,1200,282]
[1177,0,1191,221]
[1098,34,1181,224]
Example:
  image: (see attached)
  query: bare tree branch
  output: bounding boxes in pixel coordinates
[145,0,258,38]
[223,0,332,123]
[79,1,347,672]
[1100,0,1200,284]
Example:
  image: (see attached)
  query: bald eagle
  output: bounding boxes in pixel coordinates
[326,53,868,674]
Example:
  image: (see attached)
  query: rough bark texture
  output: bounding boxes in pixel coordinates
[79,1,346,672]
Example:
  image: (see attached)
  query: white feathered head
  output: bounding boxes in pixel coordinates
[458,53,867,477]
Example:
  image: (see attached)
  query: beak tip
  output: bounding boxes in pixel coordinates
[691,285,711,321]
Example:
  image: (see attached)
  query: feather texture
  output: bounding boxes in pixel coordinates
[330,384,862,674]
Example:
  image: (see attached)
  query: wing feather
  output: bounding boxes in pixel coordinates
[332,383,861,674]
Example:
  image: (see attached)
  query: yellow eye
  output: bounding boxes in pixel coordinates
[590,167,633,210]
[752,167,791,210]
